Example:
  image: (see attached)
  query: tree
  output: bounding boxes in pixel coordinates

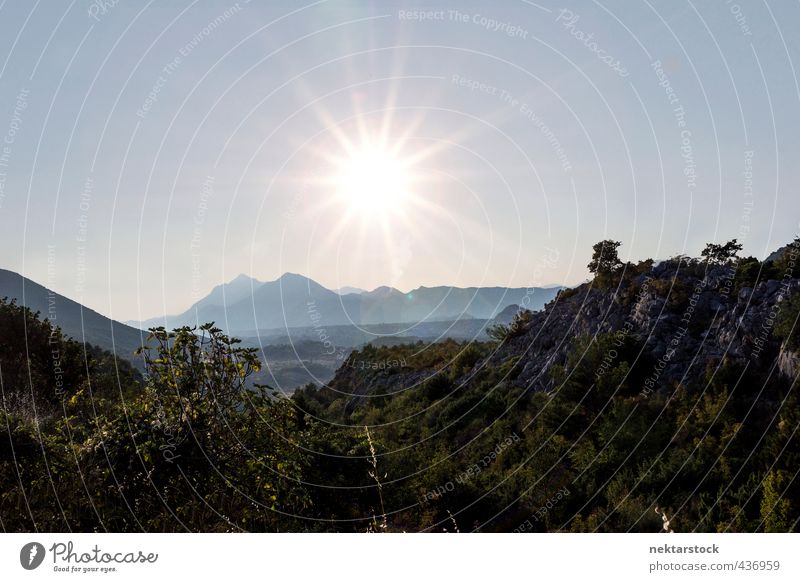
[137,323,260,405]
[701,239,742,264]
[127,324,310,529]
[587,240,623,277]
[760,470,792,532]
[134,323,264,457]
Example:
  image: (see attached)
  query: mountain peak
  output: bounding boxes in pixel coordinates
[366,285,403,296]
[230,273,260,284]
[134,273,562,333]
[334,286,367,296]
[276,272,313,284]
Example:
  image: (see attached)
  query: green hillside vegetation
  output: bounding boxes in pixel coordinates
[1,240,799,532]
[295,333,799,532]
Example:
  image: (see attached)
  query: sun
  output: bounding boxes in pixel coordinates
[334,145,411,214]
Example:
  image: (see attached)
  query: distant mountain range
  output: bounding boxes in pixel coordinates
[0,269,146,366]
[0,267,562,389]
[129,273,562,334]
[333,286,367,295]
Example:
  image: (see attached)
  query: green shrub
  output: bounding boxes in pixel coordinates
[775,293,800,352]
[422,373,454,400]
[487,309,534,343]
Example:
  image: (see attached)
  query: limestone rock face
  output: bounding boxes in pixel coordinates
[778,346,800,380]
[502,260,799,393]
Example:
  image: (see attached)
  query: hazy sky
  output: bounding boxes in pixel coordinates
[1,0,799,321]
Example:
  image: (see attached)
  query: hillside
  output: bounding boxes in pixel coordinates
[2,241,798,533]
[0,297,141,420]
[293,241,800,531]
[0,269,146,366]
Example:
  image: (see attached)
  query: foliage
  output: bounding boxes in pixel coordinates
[556,286,581,301]
[774,293,800,352]
[701,239,743,265]
[587,240,623,278]
[487,309,534,343]
[735,257,762,293]
[291,324,798,532]
[2,236,800,534]
[0,307,311,532]
[760,470,791,532]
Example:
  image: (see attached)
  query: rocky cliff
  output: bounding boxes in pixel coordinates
[505,256,800,393]
[323,246,800,401]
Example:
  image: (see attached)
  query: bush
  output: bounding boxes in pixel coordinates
[775,294,800,352]
[734,257,781,293]
[452,343,484,373]
[487,309,534,343]
[422,373,454,400]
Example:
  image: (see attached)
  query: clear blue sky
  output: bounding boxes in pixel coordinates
[1,0,798,321]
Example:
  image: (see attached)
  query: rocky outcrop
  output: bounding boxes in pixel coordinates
[778,345,800,380]
[329,353,432,413]
[503,259,799,393]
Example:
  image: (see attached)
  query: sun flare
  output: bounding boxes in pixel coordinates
[335,146,411,214]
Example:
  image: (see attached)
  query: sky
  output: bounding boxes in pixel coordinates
[1,0,799,321]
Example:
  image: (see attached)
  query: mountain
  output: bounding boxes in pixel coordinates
[131,273,263,329]
[192,273,262,310]
[131,273,562,334]
[0,269,146,366]
[334,286,366,295]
